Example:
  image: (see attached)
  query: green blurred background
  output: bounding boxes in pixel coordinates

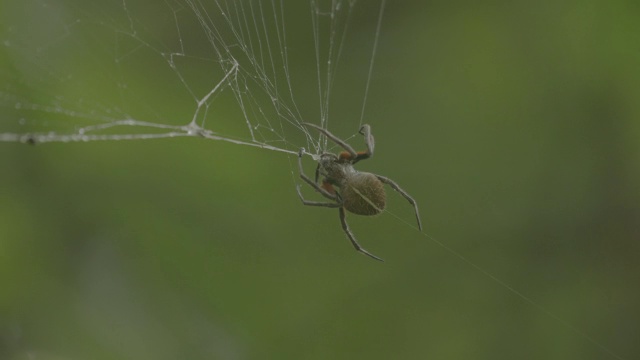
[1,0,639,359]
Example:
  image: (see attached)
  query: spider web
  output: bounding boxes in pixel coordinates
[0,0,384,157]
[1,2,629,359]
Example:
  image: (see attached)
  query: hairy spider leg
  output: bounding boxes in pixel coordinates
[339,207,384,262]
[375,175,423,231]
[339,150,370,162]
[304,123,374,164]
[301,123,358,159]
[352,124,374,164]
[297,148,338,201]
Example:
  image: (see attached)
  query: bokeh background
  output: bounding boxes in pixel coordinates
[1,0,639,359]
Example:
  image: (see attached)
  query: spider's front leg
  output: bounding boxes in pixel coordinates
[301,123,358,159]
[352,124,374,164]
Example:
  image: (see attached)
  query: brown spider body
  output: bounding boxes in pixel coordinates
[336,172,386,216]
[297,123,422,261]
[316,153,385,215]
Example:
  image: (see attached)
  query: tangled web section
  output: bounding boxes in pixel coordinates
[0,0,385,158]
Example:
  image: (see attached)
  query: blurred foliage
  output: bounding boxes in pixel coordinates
[1,0,639,359]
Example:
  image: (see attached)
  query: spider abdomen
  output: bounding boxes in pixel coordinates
[341,172,386,216]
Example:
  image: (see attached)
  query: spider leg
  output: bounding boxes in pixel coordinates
[352,124,374,164]
[301,123,358,159]
[339,207,384,262]
[296,185,341,208]
[298,148,338,201]
[375,175,423,231]
[314,162,321,183]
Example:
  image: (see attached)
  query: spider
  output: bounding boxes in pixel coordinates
[296,123,422,261]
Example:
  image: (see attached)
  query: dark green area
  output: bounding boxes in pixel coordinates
[1,1,639,359]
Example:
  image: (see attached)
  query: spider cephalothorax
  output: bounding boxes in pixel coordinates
[316,153,386,216]
[297,123,422,261]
